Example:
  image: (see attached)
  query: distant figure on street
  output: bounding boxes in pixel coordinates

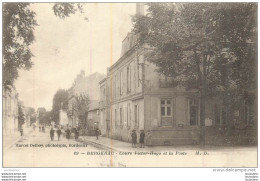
[50,128,55,141]
[95,128,100,140]
[42,126,45,133]
[33,124,36,131]
[20,127,23,136]
[146,130,152,147]
[39,126,41,132]
[75,128,79,140]
[139,130,145,148]
[66,128,71,139]
[131,130,137,148]
[57,128,62,141]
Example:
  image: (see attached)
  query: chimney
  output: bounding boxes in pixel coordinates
[136,3,144,16]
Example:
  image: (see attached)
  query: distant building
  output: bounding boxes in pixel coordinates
[67,71,105,128]
[99,77,110,136]
[70,70,105,101]
[3,87,19,135]
[86,100,100,135]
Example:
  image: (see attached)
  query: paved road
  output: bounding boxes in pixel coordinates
[3,128,118,167]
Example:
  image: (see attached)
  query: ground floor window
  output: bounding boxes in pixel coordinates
[161,99,172,117]
[160,99,173,126]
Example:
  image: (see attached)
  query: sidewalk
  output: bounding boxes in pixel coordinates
[79,135,257,152]
[3,127,33,151]
[79,135,201,152]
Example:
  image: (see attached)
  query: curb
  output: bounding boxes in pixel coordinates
[3,129,33,152]
[78,137,122,152]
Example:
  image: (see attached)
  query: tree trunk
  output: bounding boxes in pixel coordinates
[200,82,206,146]
[200,53,207,146]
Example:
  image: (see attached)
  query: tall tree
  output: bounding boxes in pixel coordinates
[70,93,90,129]
[37,107,46,125]
[133,3,257,144]
[18,103,25,129]
[3,3,86,89]
[52,89,69,123]
[3,3,38,89]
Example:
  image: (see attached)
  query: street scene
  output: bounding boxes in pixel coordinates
[2,3,257,167]
[4,127,118,167]
[4,126,257,167]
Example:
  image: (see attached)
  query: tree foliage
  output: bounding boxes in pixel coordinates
[18,103,25,126]
[73,93,90,116]
[39,110,52,125]
[133,3,257,92]
[70,93,90,128]
[52,3,85,19]
[133,3,257,142]
[3,3,87,89]
[52,89,69,123]
[3,3,38,89]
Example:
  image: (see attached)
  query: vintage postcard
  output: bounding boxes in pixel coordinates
[2,2,257,168]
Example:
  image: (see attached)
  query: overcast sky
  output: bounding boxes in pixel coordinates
[15,3,136,110]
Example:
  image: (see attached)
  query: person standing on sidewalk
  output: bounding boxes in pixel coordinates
[146,130,152,147]
[131,130,137,148]
[50,128,55,141]
[75,127,80,140]
[95,128,100,140]
[57,128,62,141]
[139,130,145,148]
[66,128,71,139]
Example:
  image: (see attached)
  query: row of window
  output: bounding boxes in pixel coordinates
[113,104,139,128]
[104,98,254,128]
[111,99,198,128]
[111,59,142,99]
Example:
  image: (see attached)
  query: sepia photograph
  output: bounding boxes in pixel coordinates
[2,2,258,168]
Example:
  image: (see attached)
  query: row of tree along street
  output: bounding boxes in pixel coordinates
[132,3,257,144]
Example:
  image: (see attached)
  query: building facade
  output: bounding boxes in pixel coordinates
[86,101,100,135]
[99,77,111,137]
[99,31,257,145]
[67,71,105,129]
[99,32,200,145]
[3,87,19,135]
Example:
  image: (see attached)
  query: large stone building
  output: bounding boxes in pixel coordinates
[3,87,19,135]
[98,6,257,145]
[99,32,202,145]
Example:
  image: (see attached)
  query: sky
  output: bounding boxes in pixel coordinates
[14,3,137,111]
